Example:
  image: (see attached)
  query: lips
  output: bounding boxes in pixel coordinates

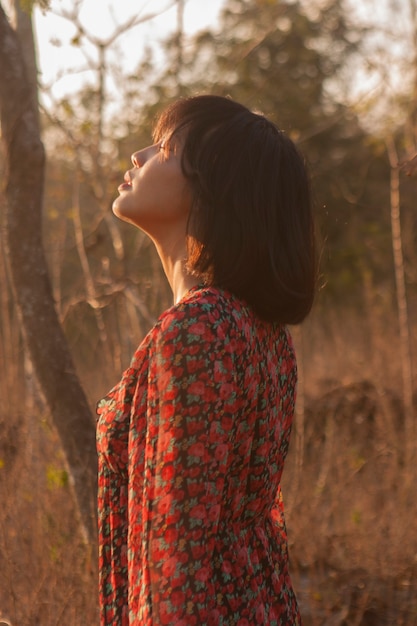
[118,172,133,192]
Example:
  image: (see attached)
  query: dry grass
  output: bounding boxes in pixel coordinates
[0,300,416,625]
[283,300,417,624]
[0,408,98,625]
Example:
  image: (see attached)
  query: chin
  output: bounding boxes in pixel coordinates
[112,197,126,220]
[112,201,142,231]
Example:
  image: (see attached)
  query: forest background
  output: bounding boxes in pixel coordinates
[0,0,416,624]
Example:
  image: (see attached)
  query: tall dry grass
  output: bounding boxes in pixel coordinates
[284,296,417,624]
[0,293,416,625]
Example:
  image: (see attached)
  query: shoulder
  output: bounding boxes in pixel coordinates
[148,285,246,349]
[147,285,294,362]
[159,285,238,327]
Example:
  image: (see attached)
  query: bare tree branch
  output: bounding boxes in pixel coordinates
[53,0,177,48]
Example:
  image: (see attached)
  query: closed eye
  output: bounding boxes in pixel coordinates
[158,140,172,160]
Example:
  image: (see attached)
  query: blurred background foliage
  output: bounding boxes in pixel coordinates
[35,0,416,395]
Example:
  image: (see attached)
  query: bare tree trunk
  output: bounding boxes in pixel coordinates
[0,2,97,544]
[386,136,415,470]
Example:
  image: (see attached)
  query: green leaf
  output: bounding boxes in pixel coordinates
[46,466,69,490]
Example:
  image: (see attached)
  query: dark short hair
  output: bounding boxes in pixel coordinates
[153,95,316,324]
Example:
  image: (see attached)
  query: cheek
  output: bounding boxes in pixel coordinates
[179,181,193,214]
[161,175,192,216]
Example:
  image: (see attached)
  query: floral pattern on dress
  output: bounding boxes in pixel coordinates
[96,285,301,625]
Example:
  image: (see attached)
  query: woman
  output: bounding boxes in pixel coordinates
[97,95,315,625]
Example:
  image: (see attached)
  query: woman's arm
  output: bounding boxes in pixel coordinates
[129,301,240,624]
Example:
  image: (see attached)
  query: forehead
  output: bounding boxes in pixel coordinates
[153,124,187,153]
[153,106,180,141]
[153,100,202,145]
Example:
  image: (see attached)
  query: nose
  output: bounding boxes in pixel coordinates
[131,144,157,167]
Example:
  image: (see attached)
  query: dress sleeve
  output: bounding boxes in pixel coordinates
[130,302,240,624]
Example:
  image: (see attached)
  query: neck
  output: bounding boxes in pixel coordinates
[153,235,199,304]
[171,263,199,304]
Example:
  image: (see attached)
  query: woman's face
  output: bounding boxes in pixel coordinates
[112,138,192,239]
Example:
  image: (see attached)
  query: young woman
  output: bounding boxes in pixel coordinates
[96,95,315,625]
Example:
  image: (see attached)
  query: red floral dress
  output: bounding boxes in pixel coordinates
[96,285,301,625]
